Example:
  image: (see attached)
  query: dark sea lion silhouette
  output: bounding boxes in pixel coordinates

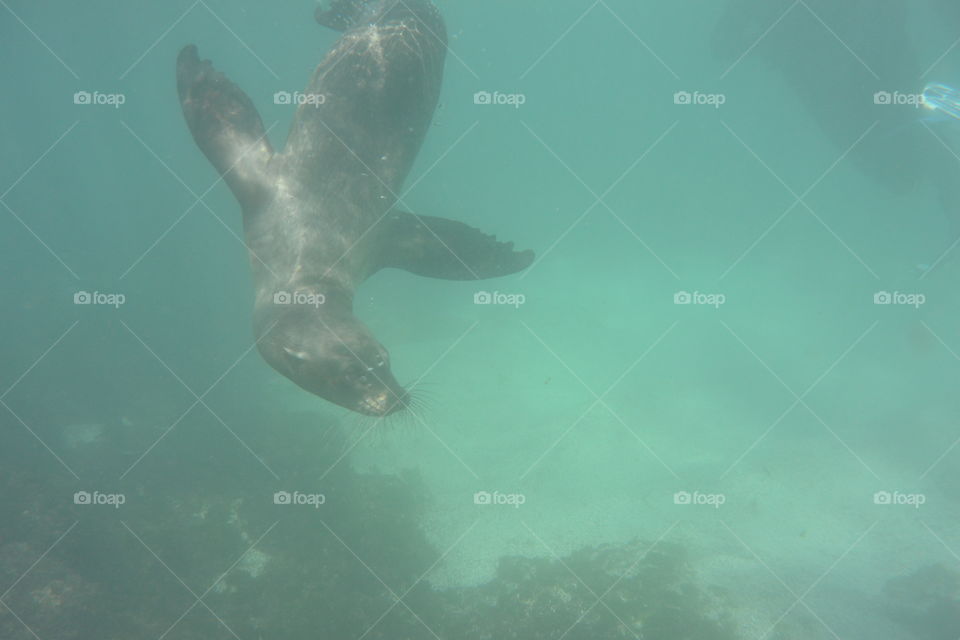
[176,0,533,416]
[712,0,960,233]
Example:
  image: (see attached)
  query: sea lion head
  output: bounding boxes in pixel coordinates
[256,302,409,417]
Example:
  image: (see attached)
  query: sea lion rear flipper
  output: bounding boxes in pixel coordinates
[377,211,535,280]
[176,45,273,209]
[314,0,367,31]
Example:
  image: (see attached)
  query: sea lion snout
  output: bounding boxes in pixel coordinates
[358,387,409,417]
[256,306,407,417]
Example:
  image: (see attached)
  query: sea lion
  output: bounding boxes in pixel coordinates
[176,0,533,416]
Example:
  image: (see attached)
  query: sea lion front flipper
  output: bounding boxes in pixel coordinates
[376,211,535,280]
[176,45,273,210]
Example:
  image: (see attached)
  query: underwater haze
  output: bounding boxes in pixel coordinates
[3,0,960,638]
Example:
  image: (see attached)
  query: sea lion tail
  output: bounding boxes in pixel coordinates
[315,0,368,31]
[315,0,441,34]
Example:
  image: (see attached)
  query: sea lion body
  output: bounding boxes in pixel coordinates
[177,0,533,416]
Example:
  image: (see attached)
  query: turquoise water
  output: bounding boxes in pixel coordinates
[3,1,960,638]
